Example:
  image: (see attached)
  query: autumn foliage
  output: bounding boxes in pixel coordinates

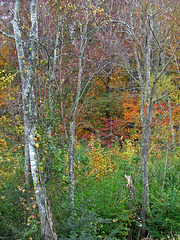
[0,0,180,239]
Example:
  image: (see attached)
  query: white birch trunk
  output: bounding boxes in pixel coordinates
[12,0,57,239]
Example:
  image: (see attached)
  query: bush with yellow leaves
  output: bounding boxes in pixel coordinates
[88,134,114,180]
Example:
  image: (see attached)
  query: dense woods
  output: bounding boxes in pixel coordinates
[0,0,179,239]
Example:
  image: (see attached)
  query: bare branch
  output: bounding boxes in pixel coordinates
[0,29,14,39]
[154,41,180,84]
[154,85,180,103]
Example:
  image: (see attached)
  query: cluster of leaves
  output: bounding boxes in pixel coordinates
[97,118,127,148]
[87,134,114,180]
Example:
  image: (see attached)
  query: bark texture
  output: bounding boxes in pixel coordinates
[125,174,136,200]
[12,0,57,239]
[129,5,152,231]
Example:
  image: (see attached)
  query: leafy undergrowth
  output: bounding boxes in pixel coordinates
[0,139,179,239]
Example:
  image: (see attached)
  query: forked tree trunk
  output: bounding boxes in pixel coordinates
[12,0,57,239]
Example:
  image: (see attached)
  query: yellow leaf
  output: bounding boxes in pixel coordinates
[32,204,36,209]
[35,143,39,148]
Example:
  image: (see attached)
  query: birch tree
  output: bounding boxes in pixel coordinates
[11,0,57,238]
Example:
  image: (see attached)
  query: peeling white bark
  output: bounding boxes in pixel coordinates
[12,0,57,239]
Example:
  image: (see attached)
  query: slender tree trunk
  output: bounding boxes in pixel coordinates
[141,115,151,228]
[24,115,30,207]
[69,121,75,208]
[47,4,62,137]
[161,49,176,145]
[68,53,83,208]
[105,76,111,119]
[130,2,153,233]
[68,14,87,209]
[179,120,180,146]
[141,20,152,231]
